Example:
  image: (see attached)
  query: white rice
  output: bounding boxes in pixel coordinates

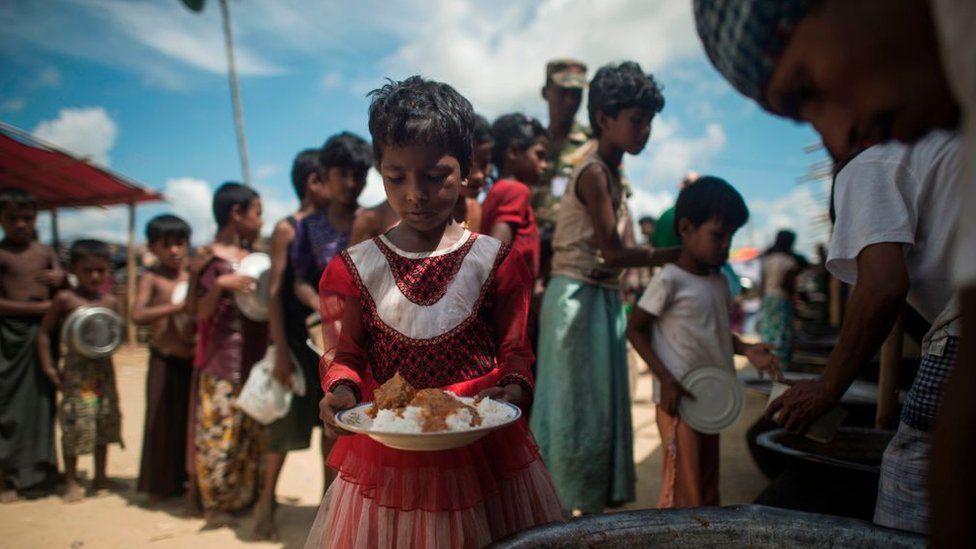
[369,395,515,433]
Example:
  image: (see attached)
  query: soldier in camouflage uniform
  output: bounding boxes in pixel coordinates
[536,59,597,282]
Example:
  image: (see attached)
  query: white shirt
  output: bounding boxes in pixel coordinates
[636,263,735,403]
[933,0,976,288]
[828,130,961,345]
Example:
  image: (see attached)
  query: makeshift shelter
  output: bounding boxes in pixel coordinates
[0,122,163,343]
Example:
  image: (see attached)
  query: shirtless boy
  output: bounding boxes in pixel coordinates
[37,239,124,502]
[132,214,195,502]
[0,188,62,501]
[349,199,399,245]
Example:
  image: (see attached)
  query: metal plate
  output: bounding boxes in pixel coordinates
[233,252,271,321]
[678,366,743,434]
[61,306,123,359]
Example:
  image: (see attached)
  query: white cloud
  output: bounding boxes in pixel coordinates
[163,177,216,243]
[35,207,129,244]
[32,107,118,166]
[33,67,62,88]
[1,98,26,113]
[254,164,279,182]
[320,70,343,91]
[738,181,831,257]
[359,168,387,208]
[379,0,701,116]
[628,188,675,220]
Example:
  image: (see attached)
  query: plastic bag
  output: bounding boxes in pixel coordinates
[235,345,306,425]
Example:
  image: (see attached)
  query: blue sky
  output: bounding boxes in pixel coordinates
[0,0,829,254]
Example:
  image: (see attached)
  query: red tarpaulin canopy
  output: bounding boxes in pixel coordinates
[0,123,161,209]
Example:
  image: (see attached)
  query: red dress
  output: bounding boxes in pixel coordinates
[480,179,541,279]
[307,230,564,548]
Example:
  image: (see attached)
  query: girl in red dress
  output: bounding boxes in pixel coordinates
[307,76,565,548]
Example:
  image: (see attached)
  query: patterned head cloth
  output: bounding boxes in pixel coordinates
[693,0,817,109]
[545,58,588,89]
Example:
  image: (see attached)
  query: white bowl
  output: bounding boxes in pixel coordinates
[335,398,522,452]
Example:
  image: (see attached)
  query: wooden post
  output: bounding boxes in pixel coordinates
[876,313,904,430]
[126,203,137,346]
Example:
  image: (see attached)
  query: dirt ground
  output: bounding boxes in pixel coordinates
[0,346,769,548]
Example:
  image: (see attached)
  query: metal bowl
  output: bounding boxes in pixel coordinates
[233,252,271,321]
[61,306,123,359]
[492,505,923,548]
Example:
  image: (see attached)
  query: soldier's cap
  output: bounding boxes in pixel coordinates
[545,58,587,89]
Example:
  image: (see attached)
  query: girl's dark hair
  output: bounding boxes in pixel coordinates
[473,114,493,145]
[765,230,796,255]
[319,132,373,179]
[490,113,548,169]
[145,214,191,244]
[69,238,111,265]
[0,187,38,212]
[290,148,321,200]
[212,182,259,228]
[674,176,749,240]
[367,76,476,177]
[588,61,665,137]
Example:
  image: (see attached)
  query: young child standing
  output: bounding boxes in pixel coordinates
[0,188,62,501]
[481,113,549,279]
[530,61,676,515]
[454,113,493,230]
[626,177,781,508]
[193,182,267,526]
[132,214,195,502]
[253,135,371,539]
[37,239,123,503]
[309,76,564,548]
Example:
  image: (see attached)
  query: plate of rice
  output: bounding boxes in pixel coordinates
[334,373,521,451]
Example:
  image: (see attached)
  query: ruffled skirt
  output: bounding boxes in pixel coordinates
[304,420,565,548]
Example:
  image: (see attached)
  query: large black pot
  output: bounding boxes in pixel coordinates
[492,505,923,548]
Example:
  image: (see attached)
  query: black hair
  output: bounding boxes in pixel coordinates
[69,238,112,265]
[765,230,797,255]
[319,132,373,178]
[638,215,656,225]
[145,214,192,245]
[588,61,665,137]
[367,76,476,177]
[673,176,749,239]
[0,187,38,213]
[473,114,493,145]
[212,182,259,228]
[290,148,320,200]
[490,113,548,169]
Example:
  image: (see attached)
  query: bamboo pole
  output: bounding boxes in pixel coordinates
[876,313,904,430]
[50,208,59,249]
[126,203,137,345]
[219,0,252,187]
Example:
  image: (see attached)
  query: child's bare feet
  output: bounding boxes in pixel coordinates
[251,498,278,540]
[63,482,85,503]
[0,489,19,503]
[91,477,127,492]
[202,511,237,529]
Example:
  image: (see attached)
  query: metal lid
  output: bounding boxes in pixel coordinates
[61,306,123,359]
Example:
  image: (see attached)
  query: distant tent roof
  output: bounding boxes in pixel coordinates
[0,122,162,210]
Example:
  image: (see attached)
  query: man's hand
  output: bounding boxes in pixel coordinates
[477,383,527,408]
[766,378,838,433]
[744,342,784,381]
[320,385,357,439]
[34,270,64,288]
[659,376,694,417]
[217,274,257,294]
[271,347,295,386]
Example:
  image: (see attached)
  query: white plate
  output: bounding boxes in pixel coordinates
[335,398,522,452]
[233,252,271,321]
[171,280,189,305]
[678,366,743,434]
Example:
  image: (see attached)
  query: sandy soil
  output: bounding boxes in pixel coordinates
[0,346,768,548]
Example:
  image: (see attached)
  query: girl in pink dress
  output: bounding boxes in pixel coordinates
[306,76,564,549]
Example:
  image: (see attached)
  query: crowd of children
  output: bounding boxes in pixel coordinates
[0,58,788,547]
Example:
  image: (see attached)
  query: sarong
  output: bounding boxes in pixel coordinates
[757,294,794,365]
[59,351,123,456]
[529,275,635,513]
[0,316,57,489]
[194,371,264,512]
[137,349,193,497]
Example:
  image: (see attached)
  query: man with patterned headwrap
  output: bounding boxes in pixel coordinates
[692,0,975,540]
